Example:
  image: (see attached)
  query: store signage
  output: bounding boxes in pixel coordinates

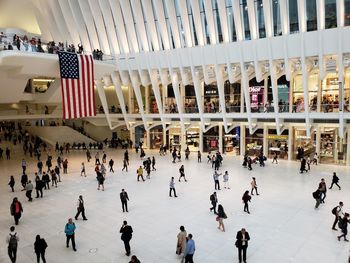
[249,86,262,93]
[326,59,337,72]
[296,136,310,139]
[267,135,288,140]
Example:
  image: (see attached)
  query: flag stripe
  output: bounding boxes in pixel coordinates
[58,52,95,119]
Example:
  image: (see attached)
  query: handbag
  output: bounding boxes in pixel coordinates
[235,240,239,248]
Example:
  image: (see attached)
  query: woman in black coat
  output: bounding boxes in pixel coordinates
[8,176,15,192]
[242,191,251,214]
[34,235,48,263]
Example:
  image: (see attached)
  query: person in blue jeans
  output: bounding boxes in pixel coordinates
[65,218,76,251]
[184,234,195,263]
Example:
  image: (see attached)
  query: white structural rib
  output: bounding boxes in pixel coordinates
[316,0,325,79]
[130,0,150,52]
[216,0,229,43]
[178,0,193,48]
[231,0,244,41]
[337,0,345,138]
[47,0,73,45]
[119,0,140,53]
[68,0,93,52]
[98,0,120,55]
[129,70,147,128]
[30,0,52,41]
[152,0,170,50]
[164,0,182,49]
[77,0,101,51]
[214,64,228,130]
[57,0,81,49]
[87,0,111,55]
[141,0,160,51]
[110,71,129,128]
[108,0,130,54]
[203,0,217,45]
[262,0,272,38]
[190,0,205,46]
[279,0,291,81]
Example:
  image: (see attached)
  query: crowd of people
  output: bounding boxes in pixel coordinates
[1,119,349,263]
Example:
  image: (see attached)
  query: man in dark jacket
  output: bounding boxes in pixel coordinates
[120,221,133,256]
[120,189,129,212]
[75,195,87,220]
[236,228,250,263]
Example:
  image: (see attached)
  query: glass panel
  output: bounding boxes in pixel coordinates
[240,0,251,40]
[255,0,266,38]
[289,0,299,33]
[226,0,237,41]
[325,0,337,29]
[306,0,317,31]
[272,0,282,36]
[345,0,350,26]
[212,0,223,42]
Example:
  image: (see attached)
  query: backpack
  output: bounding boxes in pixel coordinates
[9,233,18,248]
[312,191,319,199]
[331,206,338,215]
[338,217,345,229]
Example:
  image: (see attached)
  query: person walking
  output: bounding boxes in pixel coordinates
[42,172,50,190]
[62,159,68,174]
[129,255,141,263]
[20,173,28,190]
[86,149,91,162]
[35,175,44,198]
[300,157,307,173]
[102,152,107,164]
[95,152,100,165]
[25,180,33,202]
[178,165,187,182]
[21,159,27,174]
[107,159,114,173]
[313,188,322,209]
[213,171,221,190]
[197,151,201,163]
[236,228,250,263]
[272,152,278,164]
[10,198,23,225]
[332,201,344,230]
[337,213,349,242]
[120,189,129,212]
[152,156,156,171]
[124,150,129,165]
[37,160,43,175]
[169,177,178,197]
[51,170,57,187]
[210,192,218,214]
[329,172,341,190]
[9,176,15,192]
[75,195,87,220]
[319,178,327,203]
[122,158,128,172]
[250,177,259,195]
[81,162,86,177]
[34,235,47,263]
[54,166,61,182]
[223,171,230,189]
[64,218,77,251]
[247,157,252,171]
[96,171,105,191]
[137,166,145,181]
[217,204,227,232]
[242,191,251,214]
[306,155,311,171]
[176,226,187,256]
[184,234,195,263]
[120,221,133,256]
[7,226,19,263]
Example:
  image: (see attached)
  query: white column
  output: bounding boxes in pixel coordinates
[145,85,150,114]
[130,127,135,145]
[316,126,321,162]
[181,129,186,152]
[163,129,167,147]
[317,78,322,112]
[288,125,293,161]
[334,129,338,164]
[199,126,204,153]
[128,86,133,113]
[219,123,223,153]
[146,129,151,149]
[346,129,350,166]
[263,125,268,157]
[240,124,246,156]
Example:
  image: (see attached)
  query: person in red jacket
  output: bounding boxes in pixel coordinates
[10,197,23,225]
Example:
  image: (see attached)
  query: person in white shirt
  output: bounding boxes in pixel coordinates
[250,177,259,195]
[169,177,177,197]
[6,226,19,263]
[223,171,230,189]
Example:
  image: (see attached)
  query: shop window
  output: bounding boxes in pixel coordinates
[245,128,263,156]
[247,78,264,112]
[268,129,288,159]
[345,0,350,26]
[325,0,337,29]
[224,81,241,112]
[165,84,178,113]
[293,129,316,160]
[204,83,220,113]
[186,128,200,151]
[321,73,340,113]
[344,69,350,112]
[224,126,240,155]
[306,0,317,31]
[277,75,290,112]
[289,0,299,33]
[184,85,199,113]
[150,126,163,149]
[203,126,220,152]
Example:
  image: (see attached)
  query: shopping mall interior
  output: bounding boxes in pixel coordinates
[0,0,350,262]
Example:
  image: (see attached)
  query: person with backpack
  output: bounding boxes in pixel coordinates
[120,220,133,256]
[75,195,88,220]
[210,192,218,214]
[242,191,252,214]
[10,198,23,225]
[34,235,48,263]
[64,218,77,251]
[337,213,350,242]
[332,202,344,230]
[313,188,322,209]
[7,226,19,263]
[329,172,341,190]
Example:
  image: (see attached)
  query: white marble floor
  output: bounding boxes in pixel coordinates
[0,143,349,263]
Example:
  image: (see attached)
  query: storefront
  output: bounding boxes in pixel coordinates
[267,130,288,159]
[167,127,182,150]
[203,126,219,152]
[185,128,200,151]
[321,74,339,112]
[249,86,264,112]
[135,125,147,146]
[245,128,263,156]
[223,126,240,155]
[165,84,178,113]
[204,84,219,113]
[184,85,198,113]
[224,81,241,113]
[149,125,163,149]
[293,128,316,160]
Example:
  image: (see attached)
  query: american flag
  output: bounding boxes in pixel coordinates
[58,52,96,119]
